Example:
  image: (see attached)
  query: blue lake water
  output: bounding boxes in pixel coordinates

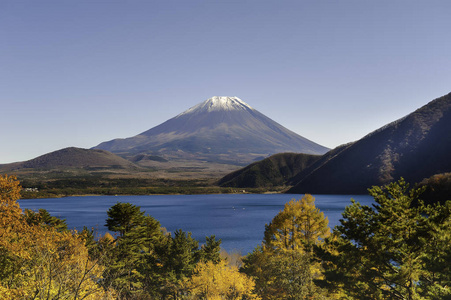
[18,194,373,254]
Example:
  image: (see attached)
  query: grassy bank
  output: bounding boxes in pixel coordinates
[19,176,289,198]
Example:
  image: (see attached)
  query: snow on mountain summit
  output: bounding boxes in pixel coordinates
[94,95,330,165]
[178,96,253,116]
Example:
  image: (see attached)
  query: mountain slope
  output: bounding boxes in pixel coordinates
[218,152,321,188]
[94,96,329,165]
[0,147,140,172]
[288,92,451,194]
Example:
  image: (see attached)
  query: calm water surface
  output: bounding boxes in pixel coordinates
[19,194,373,254]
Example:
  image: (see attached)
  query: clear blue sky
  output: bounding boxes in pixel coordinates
[1,1,450,164]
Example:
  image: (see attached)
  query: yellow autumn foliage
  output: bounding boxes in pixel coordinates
[0,175,116,299]
[243,195,331,299]
[264,194,330,252]
[184,260,260,300]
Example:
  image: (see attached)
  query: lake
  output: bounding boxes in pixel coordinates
[18,194,373,254]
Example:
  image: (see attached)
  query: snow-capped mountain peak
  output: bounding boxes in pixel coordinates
[178,96,253,116]
[94,95,330,167]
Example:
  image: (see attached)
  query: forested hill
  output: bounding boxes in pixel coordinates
[417,172,451,205]
[289,91,451,194]
[218,152,321,188]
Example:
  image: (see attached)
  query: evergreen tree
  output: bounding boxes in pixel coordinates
[419,200,451,299]
[199,235,222,264]
[103,204,165,299]
[318,178,451,299]
[148,229,200,298]
[105,202,145,237]
[24,208,68,232]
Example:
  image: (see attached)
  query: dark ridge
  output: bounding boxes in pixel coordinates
[218,152,321,188]
[417,173,451,205]
[288,92,451,195]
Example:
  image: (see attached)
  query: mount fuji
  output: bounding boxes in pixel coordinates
[94,96,329,169]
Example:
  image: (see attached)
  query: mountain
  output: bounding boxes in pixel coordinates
[94,96,329,167]
[0,147,140,173]
[288,92,451,194]
[218,153,321,188]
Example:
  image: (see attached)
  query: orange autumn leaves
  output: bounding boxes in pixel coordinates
[0,175,115,299]
[0,174,336,299]
[0,175,260,300]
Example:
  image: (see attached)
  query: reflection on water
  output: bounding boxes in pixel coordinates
[19,194,373,254]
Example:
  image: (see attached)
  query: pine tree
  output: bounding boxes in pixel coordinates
[105,202,145,237]
[318,178,451,299]
[103,204,165,299]
[24,208,68,232]
[199,235,222,264]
